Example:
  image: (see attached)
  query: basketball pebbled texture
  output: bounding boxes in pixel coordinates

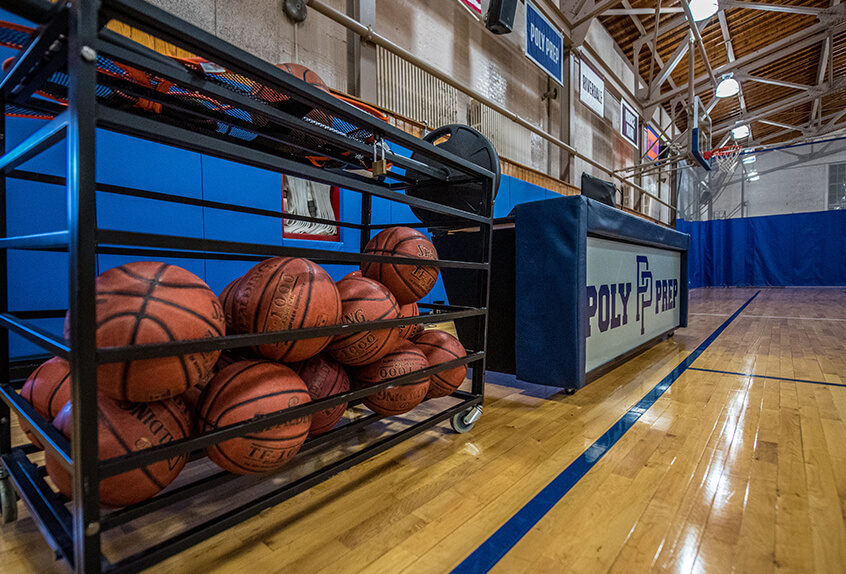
[231,257,341,363]
[327,276,402,366]
[19,357,71,449]
[397,302,422,340]
[45,395,191,507]
[293,355,350,436]
[218,277,242,335]
[70,262,225,403]
[361,227,439,305]
[199,360,312,475]
[355,341,430,416]
[413,329,468,398]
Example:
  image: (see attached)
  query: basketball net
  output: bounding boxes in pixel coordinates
[704,145,742,174]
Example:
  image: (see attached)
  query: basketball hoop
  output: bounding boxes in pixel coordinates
[704,145,742,174]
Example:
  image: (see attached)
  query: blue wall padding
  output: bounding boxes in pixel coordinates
[677,210,846,287]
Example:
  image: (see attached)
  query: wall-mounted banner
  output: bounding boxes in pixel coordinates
[620,98,638,147]
[525,1,564,85]
[645,125,660,162]
[585,237,681,373]
[579,58,605,117]
[458,0,482,15]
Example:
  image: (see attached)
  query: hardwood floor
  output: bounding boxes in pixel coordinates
[1,287,844,573]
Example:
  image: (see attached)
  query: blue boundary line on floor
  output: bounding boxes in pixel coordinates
[450,290,761,574]
[688,367,845,388]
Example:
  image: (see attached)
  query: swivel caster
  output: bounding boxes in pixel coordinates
[0,472,18,525]
[450,405,482,434]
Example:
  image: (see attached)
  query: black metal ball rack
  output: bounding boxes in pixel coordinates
[0,1,494,572]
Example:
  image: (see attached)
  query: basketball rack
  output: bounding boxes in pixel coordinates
[0,1,494,572]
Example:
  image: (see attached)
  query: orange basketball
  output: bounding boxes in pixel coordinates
[45,395,191,507]
[397,302,421,339]
[277,63,334,128]
[327,276,402,366]
[355,341,429,416]
[73,262,225,403]
[278,63,330,93]
[199,360,311,475]
[361,227,439,304]
[341,269,362,281]
[231,257,341,363]
[413,330,467,398]
[218,277,241,334]
[20,357,71,448]
[293,355,350,436]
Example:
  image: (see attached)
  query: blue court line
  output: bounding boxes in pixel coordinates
[688,367,845,388]
[450,290,761,574]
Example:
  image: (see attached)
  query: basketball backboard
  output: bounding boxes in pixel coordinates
[689,96,712,171]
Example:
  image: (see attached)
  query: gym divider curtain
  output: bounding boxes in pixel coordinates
[677,209,846,287]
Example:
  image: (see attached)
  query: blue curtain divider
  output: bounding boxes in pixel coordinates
[677,210,846,287]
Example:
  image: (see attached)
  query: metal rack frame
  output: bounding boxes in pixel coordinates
[0,1,494,572]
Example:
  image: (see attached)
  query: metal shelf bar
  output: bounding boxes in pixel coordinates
[9,170,366,230]
[95,308,485,362]
[95,106,489,223]
[0,111,68,173]
[0,384,73,469]
[0,230,70,251]
[98,352,482,477]
[96,228,487,269]
[100,0,493,181]
[94,33,442,184]
[106,395,481,574]
[0,312,70,358]
[1,449,75,567]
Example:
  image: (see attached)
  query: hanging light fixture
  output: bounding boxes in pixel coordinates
[747,174,760,182]
[688,0,719,22]
[715,73,739,98]
[741,155,756,164]
[732,124,750,139]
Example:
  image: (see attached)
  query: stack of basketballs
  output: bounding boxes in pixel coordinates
[17,226,467,508]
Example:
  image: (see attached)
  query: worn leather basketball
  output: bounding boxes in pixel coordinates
[293,355,350,436]
[413,329,467,398]
[19,357,71,448]
[69,262,225,402]
[199,360,311,475]
[45,395,191,507]
[361,227,439,304]
[231,257,341,363]
[327,276,402,366]
[355,341,429,416]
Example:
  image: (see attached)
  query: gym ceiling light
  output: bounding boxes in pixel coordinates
[741,155,756,164]
[732,124,750,139]
[747,174,760,182]
[715,74,739,98]
[688,0,719,22]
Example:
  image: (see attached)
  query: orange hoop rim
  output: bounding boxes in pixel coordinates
[703,145,742,160]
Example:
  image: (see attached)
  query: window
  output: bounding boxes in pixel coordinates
[282,174,340,241]
[829,163,846,210]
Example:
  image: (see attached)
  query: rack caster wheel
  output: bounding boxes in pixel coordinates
[0,473,18,525]
[450,405,482,434]
[563,388,577,396]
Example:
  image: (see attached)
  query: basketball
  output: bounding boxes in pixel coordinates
[231,257,341,363]
[293,355,350,436]
[20,357,71,448]
[45,395,191,507]
[361,227,439,304]
[276,63,334,128]
[355,341,429,416]
[397,302,421,339]
[75,262,225,403]
[341,269,362,281]
[278,63,330,93]
[413,330,467,398]
[199,360,311,475]
[327,276,402,366]
[218,277,241,334]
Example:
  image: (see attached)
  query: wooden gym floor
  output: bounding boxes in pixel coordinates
[2,286,845,573]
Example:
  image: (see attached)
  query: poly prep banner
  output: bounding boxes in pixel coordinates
[585,237,681,372]
[525,1,564,85]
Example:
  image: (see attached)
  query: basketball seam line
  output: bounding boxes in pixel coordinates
[115,265,212,290]
[95,290,224,336]
[98,409,169,492]
[120,263,170,400]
